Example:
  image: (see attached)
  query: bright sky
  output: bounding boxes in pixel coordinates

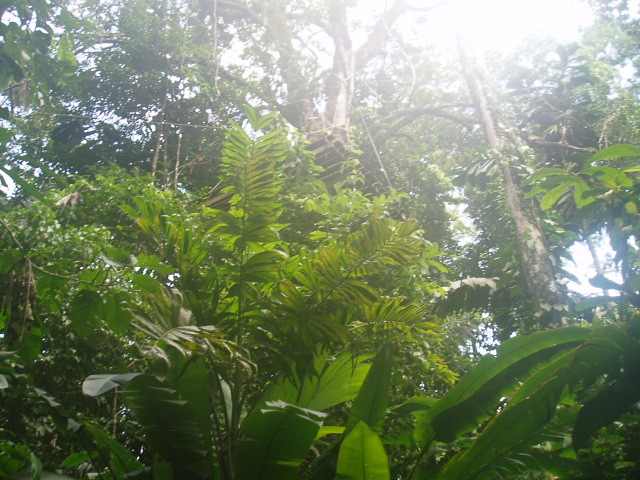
[351,0,592,56]
[445,0,593,52]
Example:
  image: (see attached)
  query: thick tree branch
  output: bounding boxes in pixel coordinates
[372,102,478,145]
[392,103,478,126]
[354,0,445,70]
[215,0,264,24]
[526,138,596,153]
[354,0,409,70]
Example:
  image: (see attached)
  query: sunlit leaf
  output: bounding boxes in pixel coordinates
[588,144,640,163]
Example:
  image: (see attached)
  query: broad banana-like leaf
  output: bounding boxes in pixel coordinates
[437,376,566,480]
[417,327,589,443]
[475,449,601,480]
[573,367,640,450]
[572,331,640,450]
[124,374,210,480]
[302,345,393,480]
[259,351,372,411]
[168,356,216,468]
[437,327,638,480]
[345,343,394,434]
[236,401,326,480]
[82,373,141,396]
[335,421,390,480]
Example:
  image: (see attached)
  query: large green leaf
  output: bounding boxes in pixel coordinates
[540,181,575,210]
[82,373,142,396]
[307,353,372,411]
[437,327,638,480]
[69,290,103,337]
[335,421,390,480]
[345,343,394,434]
[572,331,640,450]
[102,291,132,335]
[573,366,640,450]
[71,290,132,337]
[124,374,209,480]
[83,372,206,477]
[169,356,216,470]
[417,327,589,443]
[436,377,566,479]
[588,144,640,163]
[259,351,372,411]
[236,401,326,480]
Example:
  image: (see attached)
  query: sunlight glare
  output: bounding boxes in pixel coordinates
[421,0,593,53]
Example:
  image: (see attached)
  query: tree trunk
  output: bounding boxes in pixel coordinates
[457,34,567,328]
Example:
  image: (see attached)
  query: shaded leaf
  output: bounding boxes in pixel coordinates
[82,373,142,396]
[260,351,372,412]
[124,375,209,479]
[573,366,640,451]
[237,401,326,480]
[417,327,590,443]
[346,344,394,434]
[83,423,145,478]
[242,250,284,282]
[336,421,390,480]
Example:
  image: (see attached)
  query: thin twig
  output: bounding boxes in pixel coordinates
[0,217,26,253]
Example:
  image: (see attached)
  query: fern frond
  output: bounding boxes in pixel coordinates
[348,217,423,275]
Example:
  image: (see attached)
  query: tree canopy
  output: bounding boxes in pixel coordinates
[1,0,640,479]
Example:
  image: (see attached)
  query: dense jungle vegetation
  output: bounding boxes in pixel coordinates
[1,0,640,478]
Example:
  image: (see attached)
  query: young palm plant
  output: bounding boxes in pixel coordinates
[82,108,437,479]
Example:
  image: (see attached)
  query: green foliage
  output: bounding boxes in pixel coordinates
[258,350,373,411]
[396,322,640,479]
[345,344,394,435]
[3,1,640,471]
[237,402,326,480]
[415,327,590,444]
[0,0,77,104]
[526,144,640,292]
[51,112,444,479]
[336,421,390,480]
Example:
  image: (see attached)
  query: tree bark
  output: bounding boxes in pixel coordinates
[457,34,567,328]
